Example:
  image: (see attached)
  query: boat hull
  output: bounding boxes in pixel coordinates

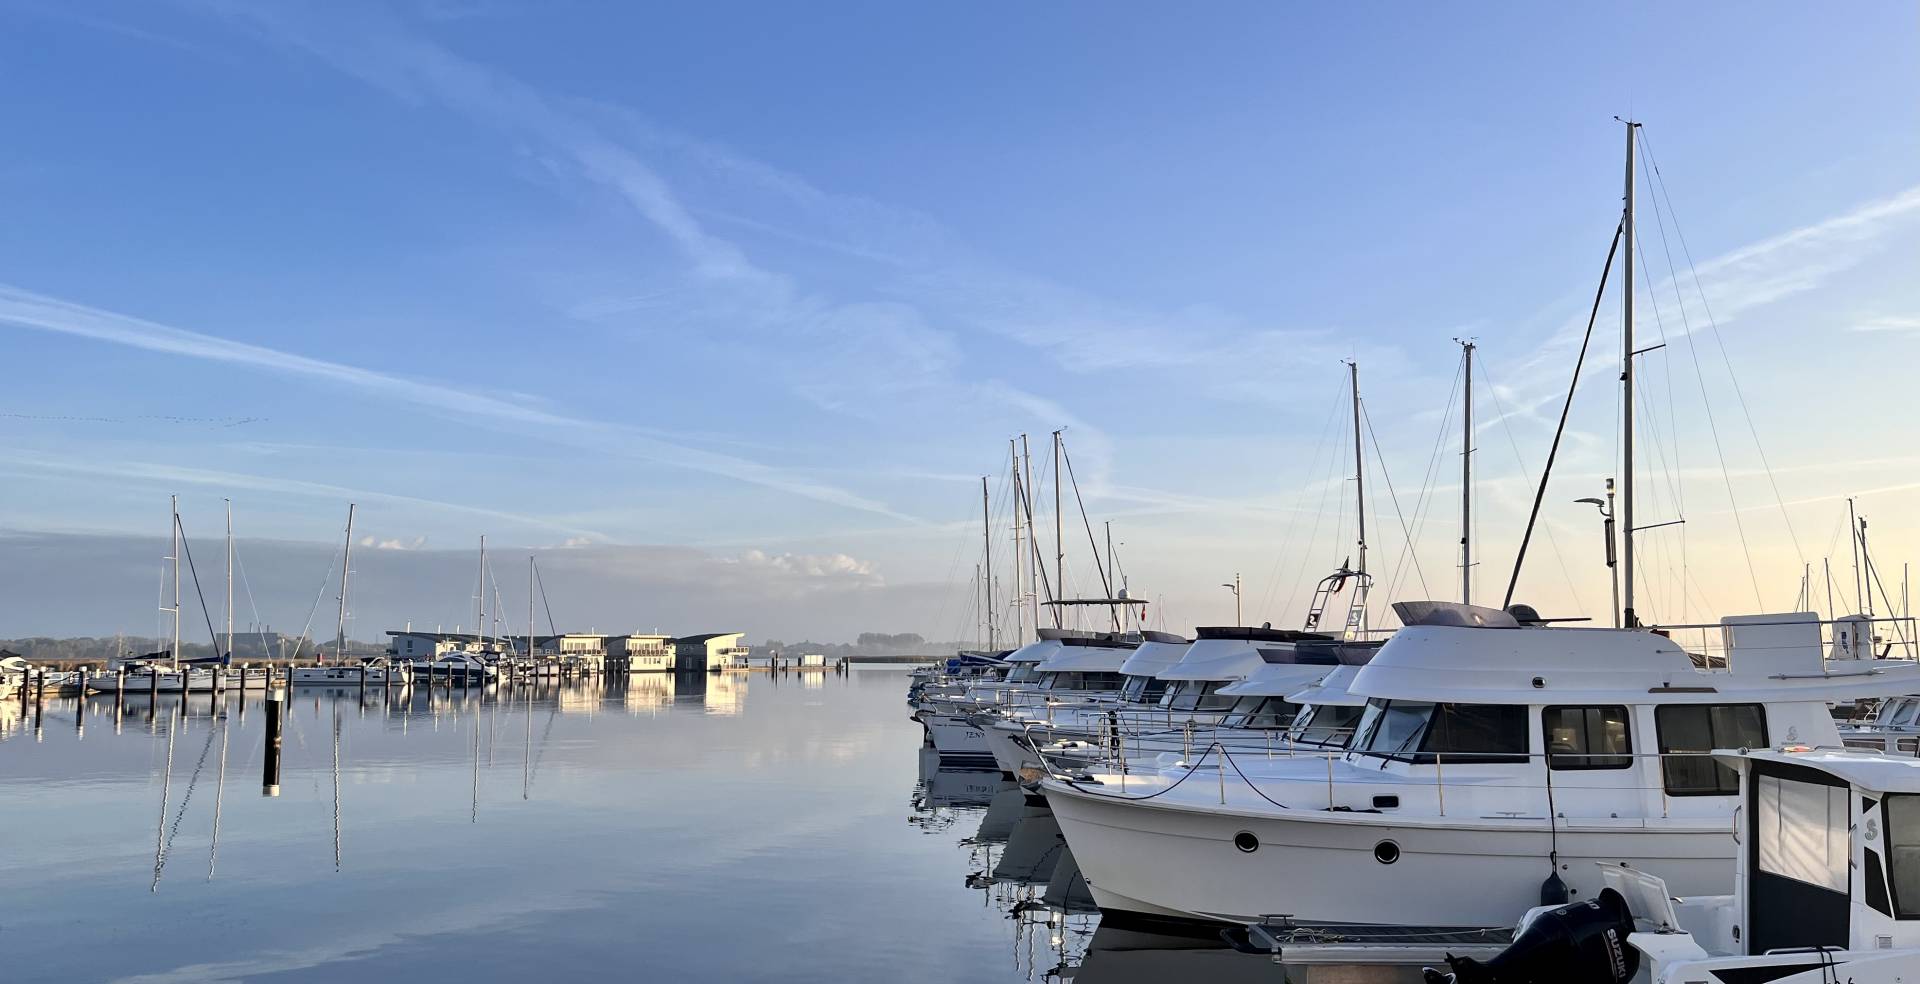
[922,711,995,764]
[1043,780,1736,927]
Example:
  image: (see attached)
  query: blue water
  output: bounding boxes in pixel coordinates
[1,669,1299,982]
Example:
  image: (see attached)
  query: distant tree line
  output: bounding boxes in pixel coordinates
[751,632,973,660]
[0,635,384,663]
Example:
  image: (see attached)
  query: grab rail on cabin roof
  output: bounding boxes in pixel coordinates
[1647,614,1920,666]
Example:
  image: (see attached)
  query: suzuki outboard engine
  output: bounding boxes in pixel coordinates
[1423,888,1637,984]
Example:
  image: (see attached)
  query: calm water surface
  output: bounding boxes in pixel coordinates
[1,669,1294,983]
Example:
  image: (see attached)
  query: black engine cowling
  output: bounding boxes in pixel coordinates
[1423,888,1637,984]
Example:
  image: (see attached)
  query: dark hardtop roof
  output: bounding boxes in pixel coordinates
[1193,625,1335,643]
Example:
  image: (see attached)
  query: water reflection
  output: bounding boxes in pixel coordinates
[4,668,1421,983]
[907,737,1432,984]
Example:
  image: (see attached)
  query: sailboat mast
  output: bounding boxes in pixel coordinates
[982,476,994,649]
[527,556,536,657]
[1010,438,1024,647]
[1621,119,1640,628]
[1348,361,1367,580]
[1022,434,1038,631]
[224,498,234,659]
[476,535,487,651]
[336,504,355,663]
[1460,341,1474,606]
[170,494,181,669]
[1105,520,1119,632]
[1053,429,1063,618]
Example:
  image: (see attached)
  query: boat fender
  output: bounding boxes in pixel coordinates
[1540,869,1571,906]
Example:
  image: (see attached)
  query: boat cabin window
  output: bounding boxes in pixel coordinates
[1005,664,1039,684]
[1353,700,1528,764]
[1895,701,1920,729]
[1291,704,1364,747]
[1757,774,1849,894]
[1161,680,1237,713]
[1120,674,1169,704]
[1221,696,1300,730]
[1883,795,1920,917]
[1543,706,1633,770]
[1656,704,1767,796]
[1040,671,1125,692]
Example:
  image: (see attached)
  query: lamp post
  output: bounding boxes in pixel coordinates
[1576,479,1620,628]
[1222,573,1242,627]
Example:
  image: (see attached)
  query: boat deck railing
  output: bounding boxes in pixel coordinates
[1041,737,1827,825]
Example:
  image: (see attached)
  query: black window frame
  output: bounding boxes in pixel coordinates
[1542,705,1635,771]
[1415,702,1530,765]
[1883,794,1920,919]
[1354,700,1530,765]
[1655,703,1768,796]
[1292,703,1365,747]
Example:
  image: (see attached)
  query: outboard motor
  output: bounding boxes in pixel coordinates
[1423,888,1636,984]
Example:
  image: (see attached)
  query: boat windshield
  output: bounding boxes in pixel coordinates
[1160,680,1237,713]
[1220,696,1300,730]
[1351,699,1530,764]
[1005,664,1040,684]
[1039,671,1125,692]
[1120,674,1169,704]
[1894,701,1920,729]
[1885,794,1920,917]
[1290,703,1365,747]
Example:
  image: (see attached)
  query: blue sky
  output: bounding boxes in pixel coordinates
[3,1,1918,643]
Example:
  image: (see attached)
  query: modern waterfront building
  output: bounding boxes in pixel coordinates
[608,633,676,672]
[674,632,748,673]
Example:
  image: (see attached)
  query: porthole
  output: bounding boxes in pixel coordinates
[1233,831,1260,853]
[1374,840,1400,865]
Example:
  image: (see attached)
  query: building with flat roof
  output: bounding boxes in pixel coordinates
[673,632,747,673]
[608,633,675,672]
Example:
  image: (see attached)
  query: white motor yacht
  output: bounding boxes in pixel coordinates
[918,630,1109,764]
[1044,602,1920,929]
[972,631,1168,775]
[1015,634,1373,780]
[409,652,496,686]
[291,657,413,687]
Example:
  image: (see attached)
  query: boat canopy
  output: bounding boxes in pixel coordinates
[1355,607,1920,704]
[1157,635,1280,683]
[1037,639,1138,673]
[1727,747,1920,796]
[1117,633,1191,678]
[1280,663,1368,706]
[1215,661,1335,698]
[1000,639,1063,665]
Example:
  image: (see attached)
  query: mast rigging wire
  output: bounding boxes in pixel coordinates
[175,516,223,653]
[1360,399,1432,600]
[1641,132,1807,568]
[1504,221,1624,609]
[1636,145,1764,611]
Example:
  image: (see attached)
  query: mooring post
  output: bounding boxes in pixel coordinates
[263,684,284,796]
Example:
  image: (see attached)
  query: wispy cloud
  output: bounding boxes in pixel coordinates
[1488,181,1920,433]
[0,446,605,538]
[1853,315,1920,335]
[0,284,917,523]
